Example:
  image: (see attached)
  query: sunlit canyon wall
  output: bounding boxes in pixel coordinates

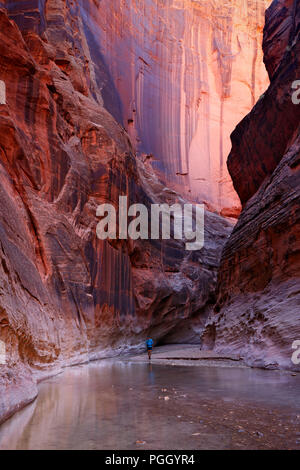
[202,0,300,371]
[78,0,270,216]
[0,0,275,423]
[0,0,238,422]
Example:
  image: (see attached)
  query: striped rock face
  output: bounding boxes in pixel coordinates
[0,1,237,421]
[0,0,279,424]
[77,0,270,217]
[202,0,300,371]
[2,0,270,216]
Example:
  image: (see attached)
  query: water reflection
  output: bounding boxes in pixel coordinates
[0,361,299,450]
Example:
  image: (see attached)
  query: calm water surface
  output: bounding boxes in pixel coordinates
[0,360,299,450]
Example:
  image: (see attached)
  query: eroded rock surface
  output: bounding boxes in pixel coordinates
[78,0,270,215]
[202,0,300,370]
[0,2,233,422]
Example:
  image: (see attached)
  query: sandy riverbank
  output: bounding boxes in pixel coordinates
[128,344,248,368]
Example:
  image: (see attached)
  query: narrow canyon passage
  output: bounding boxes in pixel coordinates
[0,0,299,450]
[0,354,300,450]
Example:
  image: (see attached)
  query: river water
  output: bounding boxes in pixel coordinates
[0,360,300,450]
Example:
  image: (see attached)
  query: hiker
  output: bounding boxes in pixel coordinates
[146,337,154,361]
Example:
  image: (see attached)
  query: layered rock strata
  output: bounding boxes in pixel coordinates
[202,0,300,370]
[77,0,270,215]
[0,3,233,423]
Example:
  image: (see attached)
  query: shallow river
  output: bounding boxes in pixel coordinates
[0,360,300,450]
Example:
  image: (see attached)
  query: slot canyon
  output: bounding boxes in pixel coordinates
[0,0,299,432]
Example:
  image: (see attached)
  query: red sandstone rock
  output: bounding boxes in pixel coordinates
[76,0,270,214]
[228,0,300,204]
[0,3,233,422]
[202,0,300,370]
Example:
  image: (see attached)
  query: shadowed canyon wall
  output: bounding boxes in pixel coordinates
[78,0,270,216]
[202,0,300,370]
[0,1,235,422]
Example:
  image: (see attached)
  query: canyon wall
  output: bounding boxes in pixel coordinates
[202,0,300,370]
[78,0,270,216]
[0,1,234,422]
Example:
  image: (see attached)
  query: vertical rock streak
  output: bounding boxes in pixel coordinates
[0,0,237,422]
[78,0,270,214]
[202,0,300,370]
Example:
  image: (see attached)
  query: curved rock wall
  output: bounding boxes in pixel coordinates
[202,0,300,370]
[0,2,233,422]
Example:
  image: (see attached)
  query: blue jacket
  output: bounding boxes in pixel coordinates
[146,339,153,348]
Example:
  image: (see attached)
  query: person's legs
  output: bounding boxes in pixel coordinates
[148,348,152,361]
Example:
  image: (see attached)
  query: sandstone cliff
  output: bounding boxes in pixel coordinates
[202,0,300,370]
[78,0,270,216]
[0,1,234,423]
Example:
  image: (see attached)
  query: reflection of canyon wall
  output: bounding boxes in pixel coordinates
[0,1,234,422]
[202,0,300,371]
[0,362,159,450]
[78,0,270,215]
